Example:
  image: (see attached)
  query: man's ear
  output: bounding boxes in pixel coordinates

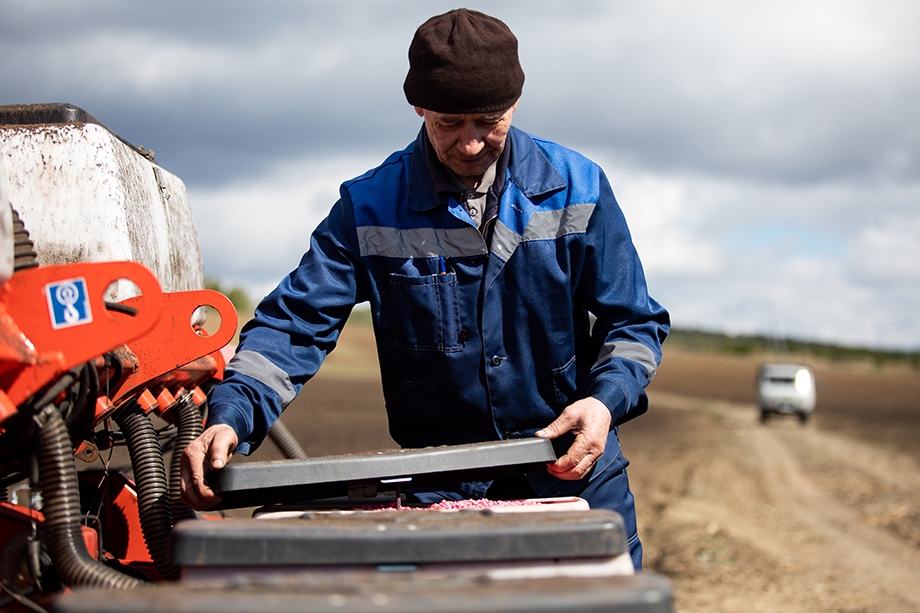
[414,106,425,118]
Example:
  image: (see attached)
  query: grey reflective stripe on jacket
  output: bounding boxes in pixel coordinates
[491,203,596,261]
[593,341,659,380]
[356,225,487,258]
[226,350,297,406]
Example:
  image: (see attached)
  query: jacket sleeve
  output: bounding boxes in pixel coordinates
[577,168,670,426]
[205,192,365,454]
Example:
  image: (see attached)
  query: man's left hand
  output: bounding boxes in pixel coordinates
[536,397,611,480]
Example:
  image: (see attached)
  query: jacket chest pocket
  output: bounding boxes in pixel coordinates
[389,272,463,352]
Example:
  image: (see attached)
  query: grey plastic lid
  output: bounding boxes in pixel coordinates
[212,438,557,510]
[172,508,626,567]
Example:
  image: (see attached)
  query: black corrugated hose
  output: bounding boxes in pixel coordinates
[167,393,203,522]
[19,207,138,590]
[113,401,181,581]
[11,207,38,271]
[35,406,141,589]
[268,420,308,460]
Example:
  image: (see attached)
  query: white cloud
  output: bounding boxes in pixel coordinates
[585,150,920,349]
[850,213,920,282]
[3,0,919,349]
[516,0,920,185]
[189,153,380,301]
[603,171,724,277]
[16,30,371,106]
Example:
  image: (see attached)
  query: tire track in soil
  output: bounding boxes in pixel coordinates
[627,392,920,612]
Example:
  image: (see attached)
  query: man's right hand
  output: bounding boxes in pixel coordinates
[179,424,238,510]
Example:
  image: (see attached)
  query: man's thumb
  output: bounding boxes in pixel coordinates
[536,414,568,439]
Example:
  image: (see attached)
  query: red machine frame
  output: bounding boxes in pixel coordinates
[0,259,237,609]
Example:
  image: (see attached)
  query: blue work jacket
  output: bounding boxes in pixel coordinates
[207,125,669,497]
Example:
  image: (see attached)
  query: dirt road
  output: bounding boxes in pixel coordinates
[623,392,920,612]
[247,326,920,612]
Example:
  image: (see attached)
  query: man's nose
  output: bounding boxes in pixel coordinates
[457,125,486,156]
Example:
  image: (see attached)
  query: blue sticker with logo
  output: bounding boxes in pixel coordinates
[45,278,93,330]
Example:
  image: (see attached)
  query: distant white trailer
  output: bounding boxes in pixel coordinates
[0,103,205,299]
[757,363,816,424]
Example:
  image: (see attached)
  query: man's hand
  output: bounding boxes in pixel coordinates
[536,397,611,480]
[179,424,238,510]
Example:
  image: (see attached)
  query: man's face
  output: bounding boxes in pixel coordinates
[416,102,517,187]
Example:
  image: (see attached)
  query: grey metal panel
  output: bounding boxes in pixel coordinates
[212,438,557,509]
[172,509,626,566]
[53,572,674,613]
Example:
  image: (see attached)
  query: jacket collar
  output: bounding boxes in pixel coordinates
[407,125,566,213]
[505,125,566,199]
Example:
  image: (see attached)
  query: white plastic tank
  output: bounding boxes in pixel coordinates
[0,103,205,298]
[0,156,13,285]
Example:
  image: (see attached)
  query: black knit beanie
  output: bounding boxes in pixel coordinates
[404,8,525,114]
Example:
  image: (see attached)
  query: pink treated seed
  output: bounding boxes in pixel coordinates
[361,498,540,512]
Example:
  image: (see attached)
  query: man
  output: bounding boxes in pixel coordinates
[181,8,669,570]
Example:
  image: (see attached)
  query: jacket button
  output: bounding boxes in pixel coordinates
[490,355,503,367]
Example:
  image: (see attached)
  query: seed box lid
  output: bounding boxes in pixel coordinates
[211,438,557,510]
[172,508,626,566]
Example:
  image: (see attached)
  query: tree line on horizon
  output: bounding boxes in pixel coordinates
[666,328,920,370]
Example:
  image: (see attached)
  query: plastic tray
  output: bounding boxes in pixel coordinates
[212,438,556,509]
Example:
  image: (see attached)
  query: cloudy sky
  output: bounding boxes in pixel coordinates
[2,0,919,350]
